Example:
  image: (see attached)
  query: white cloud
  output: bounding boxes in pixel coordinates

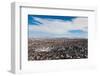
[29,17,88,38]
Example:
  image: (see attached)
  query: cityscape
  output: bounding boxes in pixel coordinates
[28,15,88,61]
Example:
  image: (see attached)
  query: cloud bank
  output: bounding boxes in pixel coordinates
[28,16,88,38]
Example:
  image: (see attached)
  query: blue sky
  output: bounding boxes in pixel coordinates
[28,15,88,38]
[28,15,76,25]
